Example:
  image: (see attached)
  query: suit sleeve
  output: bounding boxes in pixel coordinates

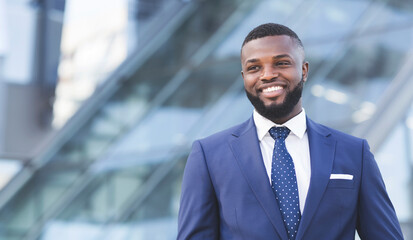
[177,140,220,240]
[356,140,404,239]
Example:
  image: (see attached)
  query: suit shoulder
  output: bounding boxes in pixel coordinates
[331,127,363,144]
[310,120,364,145]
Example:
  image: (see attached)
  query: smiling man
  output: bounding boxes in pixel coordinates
[242,33,307,124]
[177,23,403,240]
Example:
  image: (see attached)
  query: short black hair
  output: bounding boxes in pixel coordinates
[242,23,303,49]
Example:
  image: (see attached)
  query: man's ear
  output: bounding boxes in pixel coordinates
[302,61,309,82]
[241,71,244,79]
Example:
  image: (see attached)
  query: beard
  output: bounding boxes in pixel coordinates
[246,79,304,121]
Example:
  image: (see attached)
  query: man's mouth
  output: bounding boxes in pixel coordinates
[262,86,284,93]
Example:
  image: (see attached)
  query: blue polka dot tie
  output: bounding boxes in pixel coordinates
[269,127,301,240]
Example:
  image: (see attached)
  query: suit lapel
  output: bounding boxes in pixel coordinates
[229,118,289,240]
[296,118,336,239]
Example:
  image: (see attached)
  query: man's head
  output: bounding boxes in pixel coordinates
[241,23,308,124]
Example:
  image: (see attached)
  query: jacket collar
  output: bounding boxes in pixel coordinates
[230,117,289,239]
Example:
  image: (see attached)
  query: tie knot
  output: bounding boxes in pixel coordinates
[269,127,290,140]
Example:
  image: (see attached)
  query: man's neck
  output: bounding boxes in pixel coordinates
[268,104,303,124]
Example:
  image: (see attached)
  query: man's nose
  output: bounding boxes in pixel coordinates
[261,66,278,81]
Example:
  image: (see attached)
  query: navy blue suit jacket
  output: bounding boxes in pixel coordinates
[178,117,403,239]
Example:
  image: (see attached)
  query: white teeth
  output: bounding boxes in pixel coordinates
[263,86,283,93]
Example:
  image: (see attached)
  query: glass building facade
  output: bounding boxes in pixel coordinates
[1,0,413,239]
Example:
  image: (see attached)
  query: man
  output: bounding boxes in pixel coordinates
[177,23,403,240]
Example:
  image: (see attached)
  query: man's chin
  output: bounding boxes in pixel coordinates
[260,98,285,108]
[253,98,297,121]
[263,102,284,109]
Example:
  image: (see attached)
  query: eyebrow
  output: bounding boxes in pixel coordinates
[244,58,258,64]
[244,54,293,65]
[273,54,292,60]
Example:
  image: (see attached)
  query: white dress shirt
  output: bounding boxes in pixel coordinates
[253,109,311,213]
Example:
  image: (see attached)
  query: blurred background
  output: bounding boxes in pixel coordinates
[0,0,412,239]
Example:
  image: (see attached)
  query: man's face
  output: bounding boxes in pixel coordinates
[241,35,309,123]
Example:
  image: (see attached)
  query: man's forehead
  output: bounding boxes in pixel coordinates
[241,35,304,63]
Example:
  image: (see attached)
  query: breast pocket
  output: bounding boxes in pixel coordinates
[327,179,354,189]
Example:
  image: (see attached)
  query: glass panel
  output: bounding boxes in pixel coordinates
[119,158,185,239]
[304,26,413,132]
[58,164,158,222]
[292,0,371,42]
[374,103,413,238]
[1,0,37,84]
[0,159,22,190]
[375,0,413,27]
[53,0,189,127]
[214,0,303,59]
[0,168,82,231]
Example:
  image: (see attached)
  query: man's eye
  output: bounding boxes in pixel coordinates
[248,66,259,71]
[277,61,290,66]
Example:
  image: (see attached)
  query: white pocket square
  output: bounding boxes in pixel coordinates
[330,174,353,180]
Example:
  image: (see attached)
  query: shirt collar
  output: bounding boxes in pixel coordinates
[253,108,307,141]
